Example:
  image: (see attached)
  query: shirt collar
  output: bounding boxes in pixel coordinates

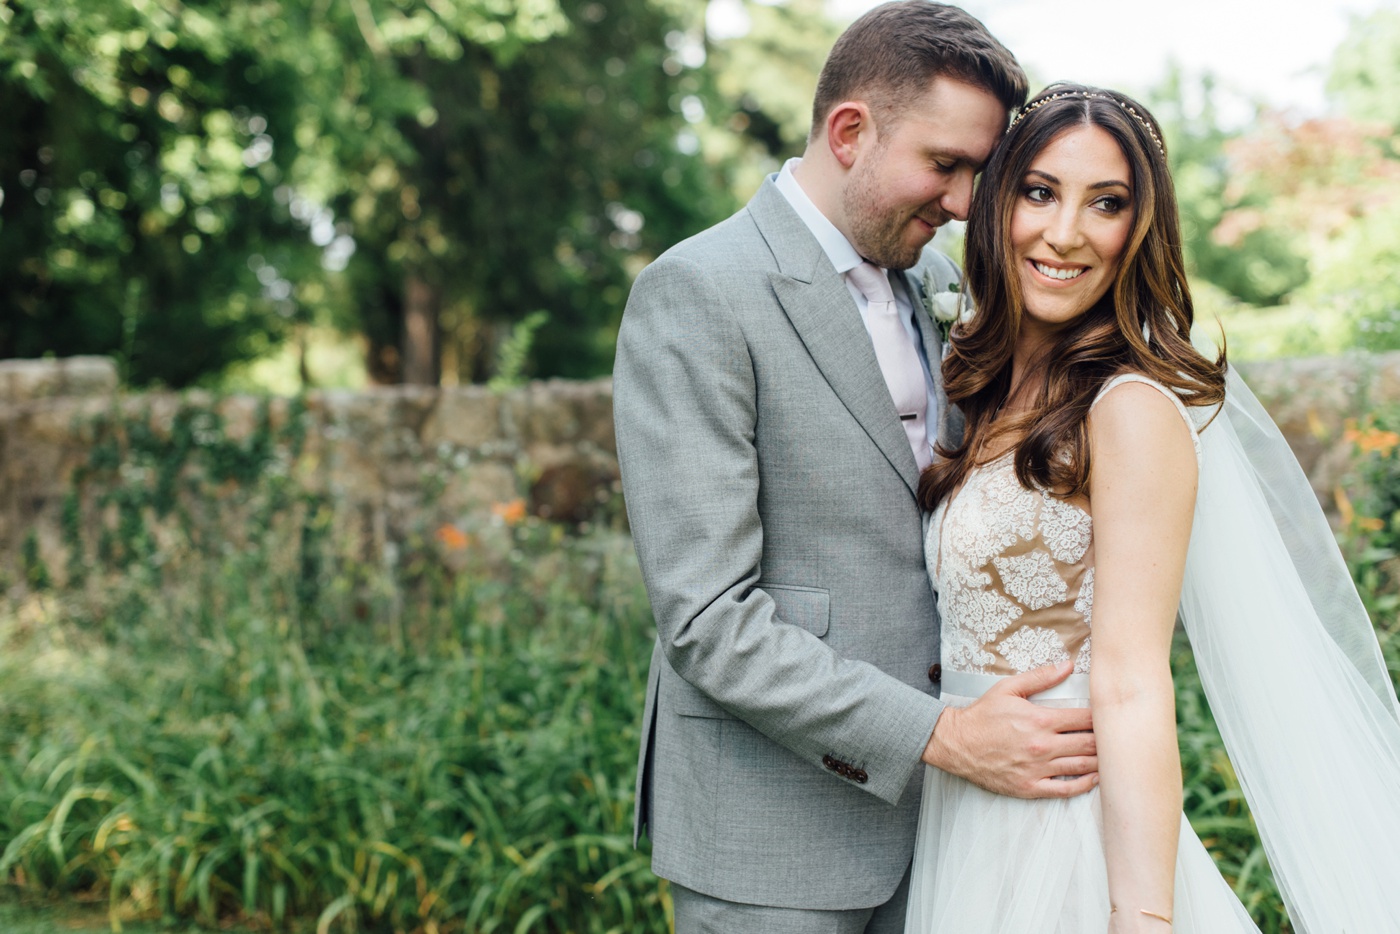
[774,158,865,276]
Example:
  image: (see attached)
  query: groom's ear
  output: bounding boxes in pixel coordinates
[827,101,873,170]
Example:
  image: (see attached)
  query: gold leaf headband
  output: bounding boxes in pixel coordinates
[1008,90,1166,158]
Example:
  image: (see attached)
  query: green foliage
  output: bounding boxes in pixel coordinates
[19,531,49,592]
[488,310,549,392]
[1335,414,1400,641]
[1,391,662,930]
[0,528,660,930]
[1302,203,1400,352]
[12,397,1399,932]
[0,0,332,387]
[0,0,746,388]
[343,0,741,383]
[1150,70,1308,308]
[1328,8,1400,133]
[1173,640,1291,932]
[703,0,839,191]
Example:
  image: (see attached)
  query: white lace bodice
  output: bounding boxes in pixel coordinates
[928,374,1203,677]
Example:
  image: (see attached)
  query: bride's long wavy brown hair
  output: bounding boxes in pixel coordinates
[918,84,1226,511]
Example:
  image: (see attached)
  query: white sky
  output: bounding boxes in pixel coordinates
[823,0,1395,122]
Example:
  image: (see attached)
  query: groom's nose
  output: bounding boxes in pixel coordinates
[940,168,976,221]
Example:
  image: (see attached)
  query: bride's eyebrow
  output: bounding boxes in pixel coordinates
[1024,170,1130,191]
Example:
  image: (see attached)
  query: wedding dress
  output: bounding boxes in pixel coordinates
[905,371,1400,933]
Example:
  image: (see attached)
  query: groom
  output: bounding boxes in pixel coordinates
[614,2,1097,928]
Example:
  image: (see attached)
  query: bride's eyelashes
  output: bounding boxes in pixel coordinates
[1020,183,1130,216]
[1092,194,1129,215]
[1023,183,1053,204]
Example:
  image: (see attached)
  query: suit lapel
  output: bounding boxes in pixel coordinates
[748,182,921,494]
[770,273,921,492]
[901,269,945,372]
[900,265,962,454]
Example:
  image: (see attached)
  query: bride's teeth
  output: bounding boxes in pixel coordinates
[1033,261,1085,280]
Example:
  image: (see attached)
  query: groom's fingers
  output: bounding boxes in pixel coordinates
[1044,726,1096,758]
[922,661,1100,797]
[1047,754,1098,778]
[1033,771,1099,798]
[1042,705,1094,736]
[996,660,1074,698]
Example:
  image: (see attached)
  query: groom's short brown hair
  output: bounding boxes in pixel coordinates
[811,1,1026,139]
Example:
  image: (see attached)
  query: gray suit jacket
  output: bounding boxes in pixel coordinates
[614,178,964,910]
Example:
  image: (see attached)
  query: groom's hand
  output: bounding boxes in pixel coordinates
[920,661,1098,798]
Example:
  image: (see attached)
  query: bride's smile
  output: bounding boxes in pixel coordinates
[1010,123,1135,341]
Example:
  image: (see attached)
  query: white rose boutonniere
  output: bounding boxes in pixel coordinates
[922,268,971,345]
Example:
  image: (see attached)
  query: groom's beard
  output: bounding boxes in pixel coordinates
[843,151,951,271]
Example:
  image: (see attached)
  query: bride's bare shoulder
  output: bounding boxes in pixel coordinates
[1088,374,1198,471]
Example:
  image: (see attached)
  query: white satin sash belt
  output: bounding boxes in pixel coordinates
[941,669,1091,703]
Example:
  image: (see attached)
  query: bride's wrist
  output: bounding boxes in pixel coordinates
[1110,905,1172,929]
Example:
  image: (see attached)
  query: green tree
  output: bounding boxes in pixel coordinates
[1150,67,1308,308]
[0,0,326,386]
[336,0,741,383]
[1329,7,1400,135]
[1,0,743,386]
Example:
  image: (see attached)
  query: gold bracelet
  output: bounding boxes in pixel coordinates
[1110,906,1173,924]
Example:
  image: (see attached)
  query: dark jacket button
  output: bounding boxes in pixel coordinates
[928,663,942,682]
[822,755,836,770]
[853,769,869,784]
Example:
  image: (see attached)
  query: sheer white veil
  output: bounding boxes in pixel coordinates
[1180,365,1400,931]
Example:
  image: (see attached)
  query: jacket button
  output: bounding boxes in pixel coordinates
[853,769,869,784]
[822,755,836,770]
[928,663,942,682]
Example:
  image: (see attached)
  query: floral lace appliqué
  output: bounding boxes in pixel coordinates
[999,627,1071,673]
[1073,567,1094,624]
[931,457,1095,678]
[994,551,1068,611]
[1042,497,1093,564]
[1073,568,1095,673]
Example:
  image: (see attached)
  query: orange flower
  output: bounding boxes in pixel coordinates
[1351,428,1400,455]
[1336,486,1355,527]
[1335,486,1386,533]
[492,499,527,525]
[436,524,470,550]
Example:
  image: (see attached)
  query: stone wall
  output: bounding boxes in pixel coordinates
[0,353,1394,593]
[0,360,619,592]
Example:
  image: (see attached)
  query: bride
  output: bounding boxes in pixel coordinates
[906,83,1400,933]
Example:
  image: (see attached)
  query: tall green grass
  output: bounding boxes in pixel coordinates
[2,534,1313,934]
[8,391,1400,932]
[1,525,667,931]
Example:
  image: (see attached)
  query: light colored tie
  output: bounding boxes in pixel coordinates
[847,262,931,471]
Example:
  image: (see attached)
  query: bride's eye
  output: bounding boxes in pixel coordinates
[1023,185,1052,204]
[1093,194,1128,214]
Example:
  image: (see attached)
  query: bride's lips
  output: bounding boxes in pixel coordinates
[1027,258,1090,285]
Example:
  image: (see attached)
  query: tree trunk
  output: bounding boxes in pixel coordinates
[401,273,440,385]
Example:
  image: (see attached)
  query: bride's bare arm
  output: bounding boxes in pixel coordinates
[1088,381,1199,932]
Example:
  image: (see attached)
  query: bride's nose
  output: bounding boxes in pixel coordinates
[1043,206,1086,254]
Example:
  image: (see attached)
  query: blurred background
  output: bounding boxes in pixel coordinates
[7,0,1400,394]
[5,1,1400,932]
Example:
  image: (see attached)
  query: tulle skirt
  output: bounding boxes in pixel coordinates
[904,673,1260,934]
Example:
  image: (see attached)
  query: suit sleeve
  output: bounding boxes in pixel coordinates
[615,254,942,805]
